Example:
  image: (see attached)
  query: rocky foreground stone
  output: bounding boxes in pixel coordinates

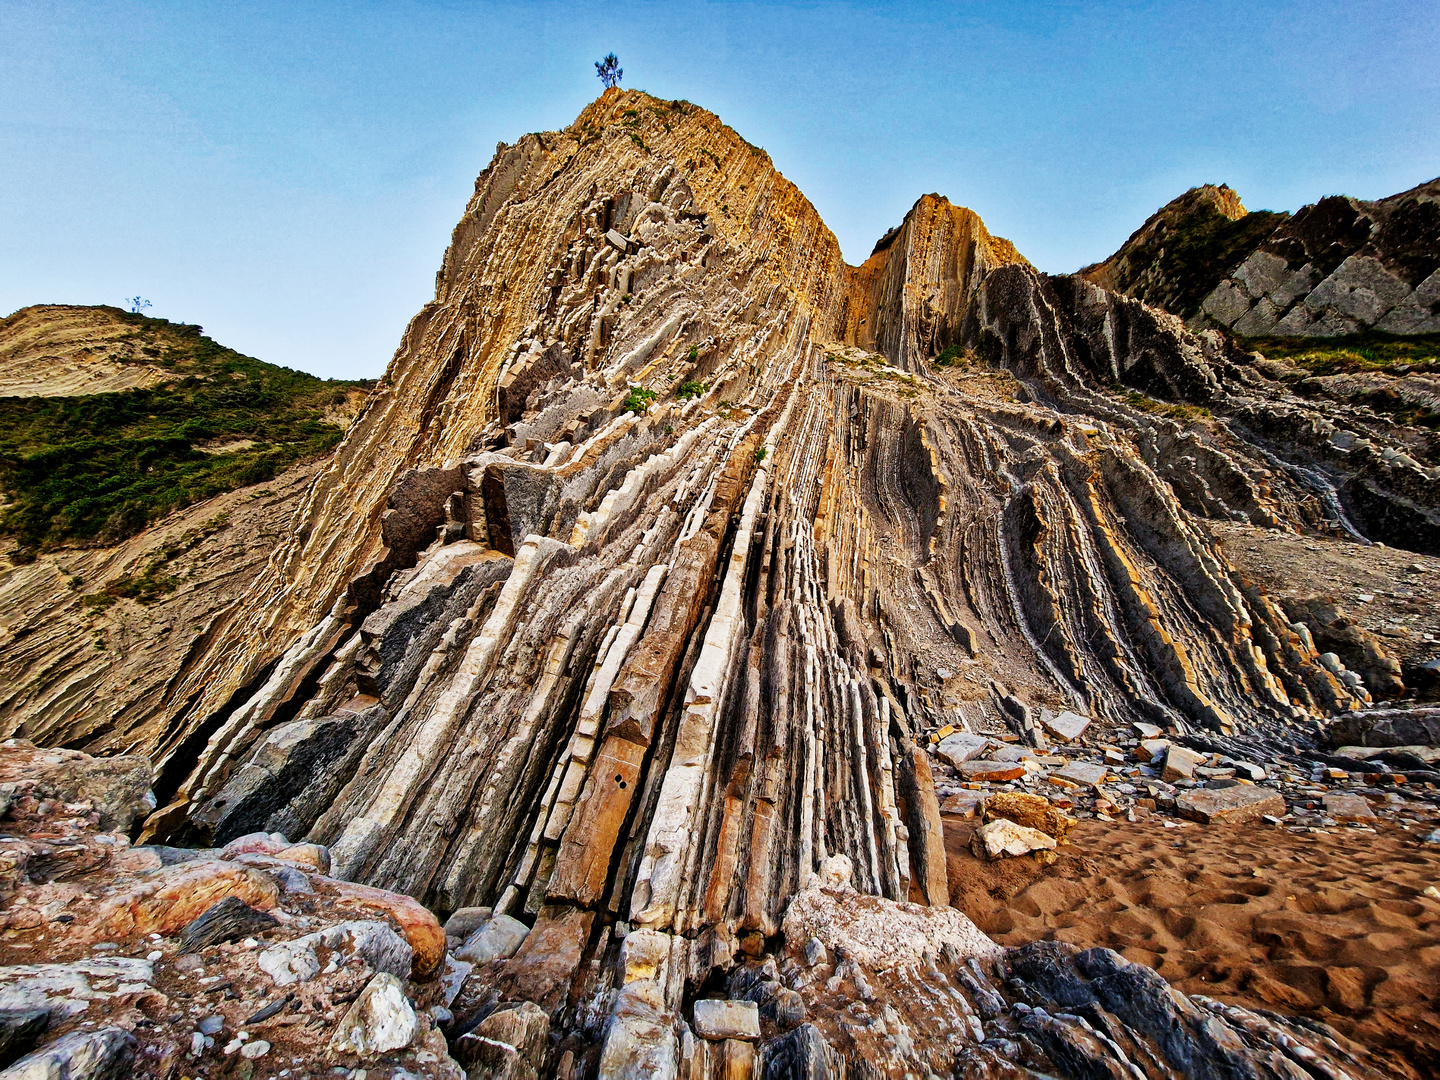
[0,738,1408,1078]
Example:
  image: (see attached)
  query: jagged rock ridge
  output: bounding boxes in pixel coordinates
[3,87,1439,1078]
[1085,177,1440,336]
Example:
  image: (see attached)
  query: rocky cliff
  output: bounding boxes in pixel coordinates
[1085,178,1440,337]
[3,89,1439,1077]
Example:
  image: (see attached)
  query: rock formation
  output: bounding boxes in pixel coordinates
[1085,177,1440,336]
[3,88,1439,1077]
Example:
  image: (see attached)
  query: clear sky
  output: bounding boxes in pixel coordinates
[3,1,1437,379]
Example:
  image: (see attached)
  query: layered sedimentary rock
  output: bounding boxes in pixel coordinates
[1087,177,1440,336]
[3,88,1439,1075]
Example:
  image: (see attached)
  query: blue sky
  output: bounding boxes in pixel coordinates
[3,0,1437,379]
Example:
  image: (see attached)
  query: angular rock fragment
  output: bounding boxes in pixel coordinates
[934,733,989,765]
[983,792,1077,842]
[455,913,530,965]
[1052,761,1109,789]
[0,1026,135,1080]
[956,760,1026,783]
[1040,711,1092,743]
[180,895,279,952]
[1176,785,1286,825]
[329,972,418,1056]
[971,818,1058,861]
[1323,793,1376,821]
[691,999,760,1042]
[1162,744,1206,782]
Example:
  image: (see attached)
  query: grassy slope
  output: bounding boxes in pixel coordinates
[1132,208,1289,319]
[0,307,370,557]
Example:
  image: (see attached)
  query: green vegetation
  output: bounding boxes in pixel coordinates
[622,385,657,413]
[80,512,230,608]
[754,446,768,463]
[0,308,369,556]
[931,344,978,368]
[1120,389,1211,422]
[1241,331,1440,377]
[1119,208,1287,318]
[675,380,708,400]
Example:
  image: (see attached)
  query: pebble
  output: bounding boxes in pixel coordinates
[239,1039,271,1059]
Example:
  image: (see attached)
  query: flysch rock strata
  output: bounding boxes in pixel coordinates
[2,88,1437,1078]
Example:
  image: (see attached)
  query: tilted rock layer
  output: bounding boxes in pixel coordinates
[2,89,1438,1075]
[1086,177,1440,335]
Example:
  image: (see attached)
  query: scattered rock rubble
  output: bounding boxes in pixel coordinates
[923,707,1440,848]
[0,732,1414,1078]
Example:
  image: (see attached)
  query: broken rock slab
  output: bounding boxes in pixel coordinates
[1162,744,1206,782]
[1176,786,1286,825]
[984,792,1077,843]
[258,920,412,986]
[956,760,1025,783]
[328,972,418,1056]
[1052,761,1109,789]
[692,999,760,1042]
[1041,710,1092,743]
[939,791,986,818]
[971,818,1058,861]
[455,913,530,966]
[1135,739,1171,763]
[1323,793,1377,821]
[0,1025,136,1080]
[934,732,990,766]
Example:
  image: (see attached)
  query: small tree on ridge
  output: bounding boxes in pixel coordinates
[595,53,622,90]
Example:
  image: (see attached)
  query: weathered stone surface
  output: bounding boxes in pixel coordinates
[971,818,1058,860]
[455,913,530,965]
[934,733,989,765]
[692,999,760,1042]
[0,742,153,833]
[983,792,1076,842]
[0,960,153,1020]
[1052,761,1109,789]
[0,1026,135,1080]
[326,879,445,978]
[1040,711,1092,744]
[329,972,418,1056]
[90,860,278,941]
[1176,785,1286,825]
[780,887,1000,971]
[1162,744,1206,782]
[1323,793,1376,821]
[257,920,412,985]
[956,760,1026,783]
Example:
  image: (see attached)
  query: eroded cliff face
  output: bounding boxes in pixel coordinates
[1086,177,1440,336]
[3,88,1438,1075]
